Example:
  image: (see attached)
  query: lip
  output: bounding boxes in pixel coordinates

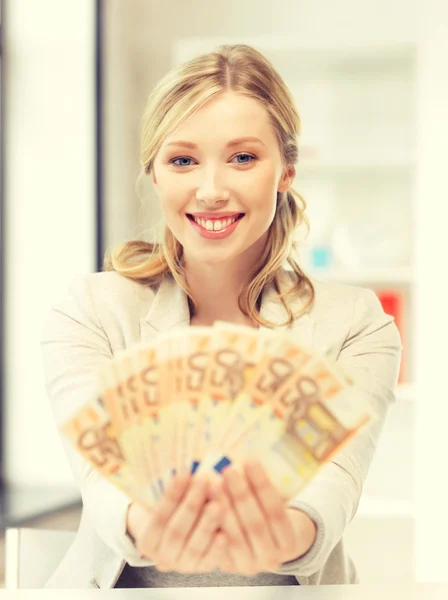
[187,214,245,240]
[187,212,244,219]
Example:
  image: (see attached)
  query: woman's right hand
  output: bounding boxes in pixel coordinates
[126,472,227,573]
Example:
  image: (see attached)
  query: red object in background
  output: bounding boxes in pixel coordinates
[376,289,405,383]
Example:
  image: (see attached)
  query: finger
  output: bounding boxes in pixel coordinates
[198,531,234,573]
[222,465,280,572]
[138,471,191,559]
[215,532,238,573]
[208,472,257,575]
[177,500,224,572]
[156,474,209,567]
[244,459,296,561]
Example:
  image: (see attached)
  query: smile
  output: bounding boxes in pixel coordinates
[186,213,245,239]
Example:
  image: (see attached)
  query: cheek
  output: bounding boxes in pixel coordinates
[156,179,186,211]
[248,176,278,215]
[250,165,280,197]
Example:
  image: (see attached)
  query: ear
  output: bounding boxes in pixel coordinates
[278,165,296,193]
[151,168,159,193]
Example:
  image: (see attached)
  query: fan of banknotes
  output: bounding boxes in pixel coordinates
[60,321,373,510]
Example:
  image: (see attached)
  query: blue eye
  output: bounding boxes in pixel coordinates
[232,153,257,164]
[169,153,257,168]
[171,157,194,167]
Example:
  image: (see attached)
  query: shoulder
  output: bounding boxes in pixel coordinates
[305,275,401,357]
[88,270,157,308]
[284,271,398,357]
[60,270,157,314]
[284,270,379,323]
[309,277,358,310]
[307,277,382,322]
[43,271,160,349]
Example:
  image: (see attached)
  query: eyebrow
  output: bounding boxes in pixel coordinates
[164,136,267,149]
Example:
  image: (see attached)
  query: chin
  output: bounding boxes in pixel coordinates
[189,248,242,267]
[194,254,231,266]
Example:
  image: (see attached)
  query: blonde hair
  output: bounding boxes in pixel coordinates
[103,44,315,328]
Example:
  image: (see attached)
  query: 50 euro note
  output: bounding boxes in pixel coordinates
[59,393,152,508]
[151,323,268,477]
[199,325,315,472]
[211,346,374,501]
[109,345,165,504]
[118,341,170,500]
[194,321,267,475]
[157,329,197,477]
[98,359,147,495]
[87,339,174,504]
[250,356,373,501]
[194,324,375,501]
[182,327,215,474]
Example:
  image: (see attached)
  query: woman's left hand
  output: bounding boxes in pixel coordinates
[206,459,317,576]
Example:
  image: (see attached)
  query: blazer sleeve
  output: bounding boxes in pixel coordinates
[40,273,154,568]
[275,286,403,578]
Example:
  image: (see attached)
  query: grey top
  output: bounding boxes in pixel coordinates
[115,564,299,588]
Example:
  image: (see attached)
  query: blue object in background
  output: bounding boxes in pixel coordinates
[310,246,333,269]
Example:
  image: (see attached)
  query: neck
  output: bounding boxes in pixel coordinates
[182,233,269,325]
[185,262,252,324]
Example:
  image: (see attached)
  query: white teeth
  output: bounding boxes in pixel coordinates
[213,219,232,230]
[193,215,239,231]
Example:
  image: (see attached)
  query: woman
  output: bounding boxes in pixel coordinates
[41,44,402,588]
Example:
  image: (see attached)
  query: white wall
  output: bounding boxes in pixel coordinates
[4,0,96,487]
[414,0,448,583]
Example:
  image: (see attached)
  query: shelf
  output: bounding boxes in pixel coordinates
[174,38,416,71]
[297,156,415,174]
[306,266,414,285]
[357,495,414,518]
[0,484,81,528]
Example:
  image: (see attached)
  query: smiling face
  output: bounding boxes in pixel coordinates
[151,91,295,267]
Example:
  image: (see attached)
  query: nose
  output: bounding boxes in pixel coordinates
[195,167,230,204]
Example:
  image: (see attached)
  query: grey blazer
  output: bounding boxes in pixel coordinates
[40,268,402,588]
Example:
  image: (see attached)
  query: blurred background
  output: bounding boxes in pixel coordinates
[0,0,447,588]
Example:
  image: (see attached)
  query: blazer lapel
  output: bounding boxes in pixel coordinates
[258,270,315,348]
[139,274,190,342]
[140,269,315,349]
